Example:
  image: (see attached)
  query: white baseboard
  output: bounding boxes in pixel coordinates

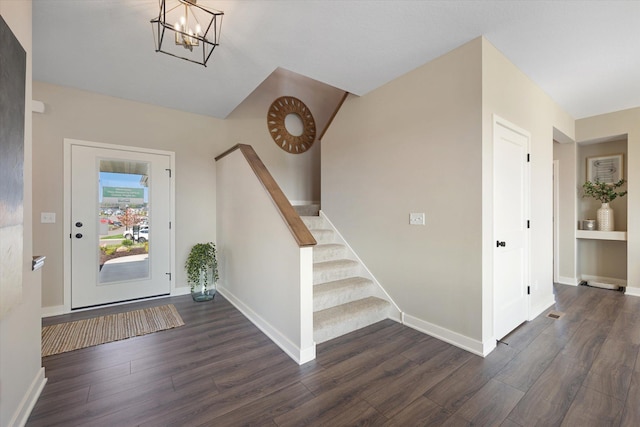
[9,367,46,427]
[402,313,486,357]
[172,286,191,296]
[530,294,556,320]
[557,276,579,286]
[217,285,315,365]
[41,305,65,318]
[580,274,627,288]
[624,287,640,297]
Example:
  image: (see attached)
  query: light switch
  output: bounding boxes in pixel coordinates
[41,212,56,223]
[409,213,425,225]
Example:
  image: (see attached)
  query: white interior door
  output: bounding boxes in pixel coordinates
[71,143,172,309]
[493,119,530,340]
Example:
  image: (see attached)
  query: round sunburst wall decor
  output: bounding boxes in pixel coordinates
[267,96,316,154]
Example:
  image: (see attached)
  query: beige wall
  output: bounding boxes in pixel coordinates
[576,108,640,293]
[33,82,227,309]
[0,1,46,426]
[322,36,577,353]
[226,68,346,205]
[481,38,575,342]
[553,141,578,284]
[323,39,485,346]
[33,72,341,311]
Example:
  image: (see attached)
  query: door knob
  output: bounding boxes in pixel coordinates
[75,221,83,227]
[75,233,83,239]
[496,241,506,247]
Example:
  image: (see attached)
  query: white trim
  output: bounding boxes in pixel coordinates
[580,274,627,288]
[318,211,402,321]
[31,99,45,113]
[625,287,640,297]
[529,293,555,321]
[63,138,176,311]
[8,367,46,427]
[42,294,182,317]
[403,313,489,356]
[289,200,320,206]
[553,160,560,284]
[217,285,316,365]
[558,275,579,286]
[41,305,65,318]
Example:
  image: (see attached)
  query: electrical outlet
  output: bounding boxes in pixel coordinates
[409,213,425,225]
[41,212,56,223]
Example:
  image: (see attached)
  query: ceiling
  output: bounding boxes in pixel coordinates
[33,1,640,120]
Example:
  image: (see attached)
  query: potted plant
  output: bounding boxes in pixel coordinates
[582,179,627,231]
[185,242,218,302]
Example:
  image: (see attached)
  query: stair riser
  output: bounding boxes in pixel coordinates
[314,284,375,311]
[313,246,347,263]
[314,265,360,284]
[301,217,326,229]
[314,305,391,344]
[310,230,334,244]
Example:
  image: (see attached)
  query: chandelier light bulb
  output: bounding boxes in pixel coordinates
[195,24,201,35]
[180,15,186,26]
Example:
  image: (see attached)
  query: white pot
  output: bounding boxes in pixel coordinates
[597,203,614,231]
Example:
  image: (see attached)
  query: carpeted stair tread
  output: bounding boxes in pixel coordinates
[314,297,391,343]
[314,277,375,311]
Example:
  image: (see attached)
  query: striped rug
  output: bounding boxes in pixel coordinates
[42,304,184,357]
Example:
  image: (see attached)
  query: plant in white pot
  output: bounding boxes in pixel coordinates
[582,179,627,231]
[185,242,218,302]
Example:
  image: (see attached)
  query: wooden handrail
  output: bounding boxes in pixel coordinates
[215,144,317,248]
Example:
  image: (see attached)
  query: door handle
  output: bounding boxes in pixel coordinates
[75,233,83,239]
[496,241,506,247]
[75,221,83,227]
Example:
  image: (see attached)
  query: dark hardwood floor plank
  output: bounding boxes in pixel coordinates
[507,354,589,426]
[201,382,316,427]
[559,318,610,366]
[560,386,624,426]
[362,345,474,418]
[582,364,633,402]
[453,379,524,426]
[499,314,554,351]
[620,372,640,427]
[495,330,565,392]
[381,396,451,426]
[26,285,640,427]
[423,344,518,412]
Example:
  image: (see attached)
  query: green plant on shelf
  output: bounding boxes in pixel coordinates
[582,179,627,203]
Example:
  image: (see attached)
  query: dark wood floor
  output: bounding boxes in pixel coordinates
[28,284,640,426]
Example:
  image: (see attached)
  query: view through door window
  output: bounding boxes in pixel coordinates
[98,160,150,284]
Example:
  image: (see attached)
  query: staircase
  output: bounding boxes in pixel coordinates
[296,207,394,344]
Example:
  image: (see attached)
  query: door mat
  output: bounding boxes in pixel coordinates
[42,304,184,357]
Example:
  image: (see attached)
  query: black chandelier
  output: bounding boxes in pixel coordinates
[151,0,223,67]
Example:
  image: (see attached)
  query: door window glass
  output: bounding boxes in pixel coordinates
[98,160,150,284]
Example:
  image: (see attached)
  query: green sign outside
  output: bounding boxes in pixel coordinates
[103,187,144,199]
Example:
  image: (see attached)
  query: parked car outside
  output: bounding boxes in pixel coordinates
[124,225,149,241]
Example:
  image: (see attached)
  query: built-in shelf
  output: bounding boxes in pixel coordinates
[576,230,627,241]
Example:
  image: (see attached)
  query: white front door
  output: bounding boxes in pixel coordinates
[70,142,173,309]
[493,118,530,340]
